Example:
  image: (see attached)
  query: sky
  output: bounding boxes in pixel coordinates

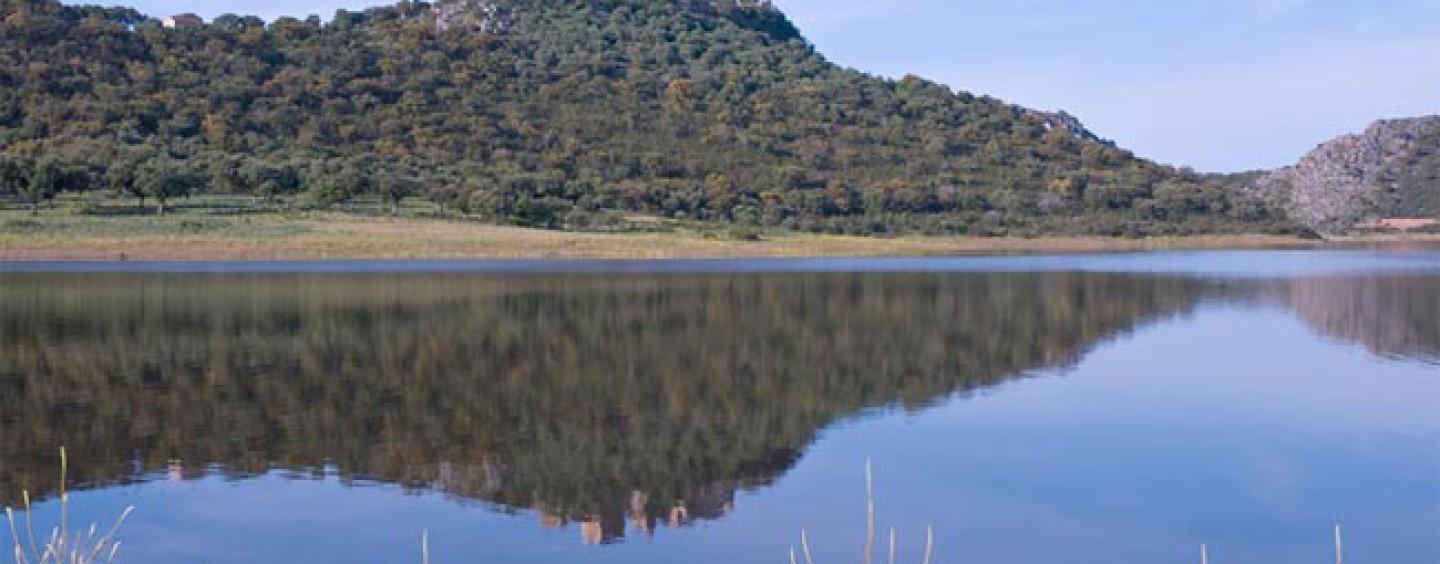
[117,0,1440,172]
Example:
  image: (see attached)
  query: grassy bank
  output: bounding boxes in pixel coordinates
[0,214,1322,261]
[0,198,1427,261]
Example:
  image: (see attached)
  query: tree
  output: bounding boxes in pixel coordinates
[105,158,144,207]
[0,0,1303,236]
[466,188,503,220]
[307,166,361,208]
[0,156,29,201]
[512,194,569,229]
[136,159,195,215]
[246,162,301,203]
[426,184,460,215]
[377,173,418,215]
[267,164,302,202]
[211,158,246,194]
[18,158,62,215]
[211,13,247,32]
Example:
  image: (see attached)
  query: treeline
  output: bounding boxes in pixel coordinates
[0,152,202,214]
[0,149,597,227]
[0,0,1300,235]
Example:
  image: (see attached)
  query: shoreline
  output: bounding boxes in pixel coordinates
[3,214,1437,262]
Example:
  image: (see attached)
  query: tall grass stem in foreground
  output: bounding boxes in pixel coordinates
[791,460,933,564]
[888,527,896,564]
[4,447,133,564]
[1333,523,1343,564]
[791,463,1347,564]
[864,459,875,564]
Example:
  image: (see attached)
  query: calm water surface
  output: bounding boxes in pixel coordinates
[1,251,1436,563]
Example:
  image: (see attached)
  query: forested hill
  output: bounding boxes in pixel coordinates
[0,0,1295,235]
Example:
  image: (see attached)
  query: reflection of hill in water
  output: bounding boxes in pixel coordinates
[1280,275,1440,363]
[0,273,1206,539]
[0,270,1433,541]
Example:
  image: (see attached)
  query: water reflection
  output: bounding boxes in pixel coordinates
[1278,275,1440,362]
[0,269,1434,545]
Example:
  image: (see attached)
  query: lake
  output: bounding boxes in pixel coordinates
[1,250,1436,564]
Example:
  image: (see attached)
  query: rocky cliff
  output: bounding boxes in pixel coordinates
[1256,116,1440,231]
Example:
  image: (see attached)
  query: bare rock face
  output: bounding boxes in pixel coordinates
[433,0,512,34]
[1256,116,1440,231]
[1028,109,1114,146]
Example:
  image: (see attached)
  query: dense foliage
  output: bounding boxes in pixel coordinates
[0,0,1297,235]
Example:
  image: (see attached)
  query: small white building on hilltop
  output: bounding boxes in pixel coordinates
[163,14,204,28]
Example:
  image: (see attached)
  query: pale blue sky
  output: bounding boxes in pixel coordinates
[118,0,1440,172]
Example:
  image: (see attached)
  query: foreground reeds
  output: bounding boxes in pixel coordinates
[0,452,1357,563]
[4,448,133,564]
[790,460,936,564]
[790,460,1348,564]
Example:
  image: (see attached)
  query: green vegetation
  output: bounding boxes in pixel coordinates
[0,196,311,238]
[0,0,1301,237]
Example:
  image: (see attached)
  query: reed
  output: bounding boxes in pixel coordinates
[0,451,1361,564]
[1333,523,1343,564]
[4,448,134,564]
[796,462,1350,564]
[1197,522,1343,564]
[790,460,935,564]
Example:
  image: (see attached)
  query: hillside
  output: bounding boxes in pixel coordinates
[0,0,1295,236]
[1255,116,1440,231]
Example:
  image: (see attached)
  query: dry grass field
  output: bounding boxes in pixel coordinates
[0,210,1346,261]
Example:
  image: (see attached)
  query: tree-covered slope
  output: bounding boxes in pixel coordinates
[0,0,1294,235]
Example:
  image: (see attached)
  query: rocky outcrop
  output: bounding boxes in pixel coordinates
[433,0,512,34]
[1255,116,1440,231]
[1028,109,1115,146]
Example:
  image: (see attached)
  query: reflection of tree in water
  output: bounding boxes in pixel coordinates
[0,272,1222,541]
